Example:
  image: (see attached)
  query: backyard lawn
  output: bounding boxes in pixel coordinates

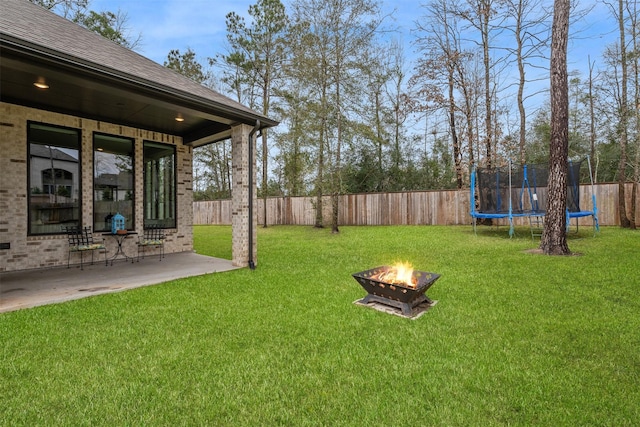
[1,225,638,426]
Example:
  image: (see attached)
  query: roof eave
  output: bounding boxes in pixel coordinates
[1,34,279,132]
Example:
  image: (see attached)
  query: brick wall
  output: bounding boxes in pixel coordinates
[230,123,256,268]
[0,102,193,272]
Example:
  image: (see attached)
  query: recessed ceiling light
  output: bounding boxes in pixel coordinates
[175,114,185,122]
[34,81,49,89]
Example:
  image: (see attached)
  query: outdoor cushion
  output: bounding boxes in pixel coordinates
[71,243,105,251]
[137,227,165,261]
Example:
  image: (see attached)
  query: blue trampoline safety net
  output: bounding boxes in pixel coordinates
[470,158,599,235]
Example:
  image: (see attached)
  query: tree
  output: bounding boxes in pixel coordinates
[272,78,315,196]
[285,9,330,227]
[193,143,232,200]
[384,41,412,190]
[77,10,142,49]
[356,47,390,192]
[164,48,213,85]
[30,0,88,19]
[540,0,570,255]
[613,0,632,228]
[587,58,597,168]
[326,0,382,233]
[164,49,229,200]
[224,0,290,228]
[353,40,413,192]
[291,0,382,232]
[630,0,639,230]
[31,0,142,49]
[412,0,466,188]
[503,0,551,166]
[454,0,505,169]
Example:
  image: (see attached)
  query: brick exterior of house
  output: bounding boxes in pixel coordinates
[0,102,198,271]
[231,124,257,268]
[1,0,272,273]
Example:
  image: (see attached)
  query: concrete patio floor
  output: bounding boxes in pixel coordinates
[0,252,241,313]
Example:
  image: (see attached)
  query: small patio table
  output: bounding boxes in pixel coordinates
[103,231,138,265]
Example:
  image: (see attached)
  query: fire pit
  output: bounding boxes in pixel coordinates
[352,264,440,317]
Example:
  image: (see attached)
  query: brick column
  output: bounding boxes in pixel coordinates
[231,123,257,267]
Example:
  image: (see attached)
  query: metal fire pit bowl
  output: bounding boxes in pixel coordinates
[352,266,440,316]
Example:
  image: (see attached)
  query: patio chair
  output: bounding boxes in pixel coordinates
[137,224,165,261]
[64,226,107,270]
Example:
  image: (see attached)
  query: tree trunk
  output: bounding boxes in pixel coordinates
[616,0,631,228]
[315,83,326,229]
[588,58,596,170]
[262,71,270,228]
[514,0,526,166]
[262,130,268,228]
[482,5,493,169]
[449,66,463,189]
[331,93,341,234]
[540,0,570,255]
[629,0,638,230]
[331,32,342,234]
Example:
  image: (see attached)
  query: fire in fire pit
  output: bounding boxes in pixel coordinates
[371,262,417,287]
[352,263,440,317]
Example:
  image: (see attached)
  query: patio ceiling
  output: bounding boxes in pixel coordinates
[0,43,273,147]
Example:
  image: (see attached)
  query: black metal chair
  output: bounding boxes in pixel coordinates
[137,224,166,261]
[64,226,107,270]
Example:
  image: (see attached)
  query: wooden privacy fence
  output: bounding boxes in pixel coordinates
[193,183,640,227]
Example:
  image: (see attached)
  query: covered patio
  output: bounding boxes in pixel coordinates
[1,0,277,275]
[0,252,240,313]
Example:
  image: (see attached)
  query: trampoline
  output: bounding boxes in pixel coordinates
[470,157,600,237]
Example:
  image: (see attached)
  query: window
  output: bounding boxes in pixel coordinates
[94,134,134,232]
[144,141,176,228]
[28,123,80,235]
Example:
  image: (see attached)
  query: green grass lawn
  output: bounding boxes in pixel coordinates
[2,225,639,426]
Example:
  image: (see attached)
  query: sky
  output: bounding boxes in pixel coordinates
[90,0,621,131]
[90,0,423,65]
[90,0,618,68]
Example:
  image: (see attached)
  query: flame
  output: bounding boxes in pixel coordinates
[375,262,416,288]
[392,262,414,285]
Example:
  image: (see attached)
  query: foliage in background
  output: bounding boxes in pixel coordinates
[40,0,639,227]
[30,0,141,49]
[186,0,637,206]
